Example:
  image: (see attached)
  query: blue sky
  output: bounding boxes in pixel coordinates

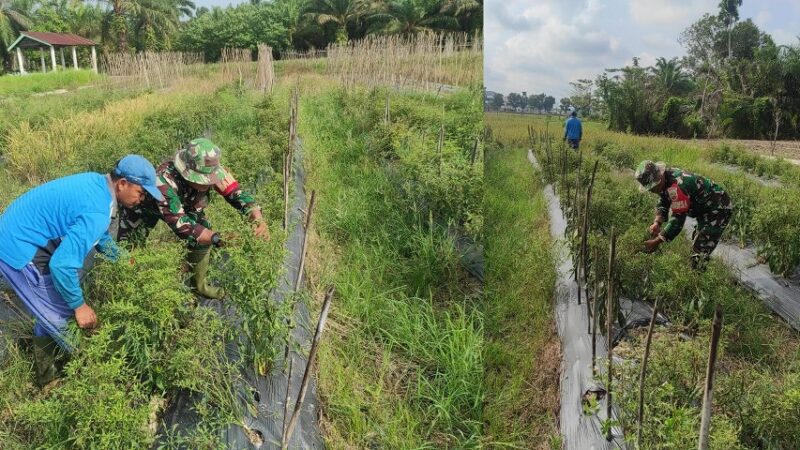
[485,0,800,99]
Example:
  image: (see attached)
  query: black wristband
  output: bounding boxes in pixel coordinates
[211,232,222,247]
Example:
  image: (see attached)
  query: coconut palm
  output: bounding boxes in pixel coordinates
[0,0,31,72]
[369,0,458,35]
[305,0,370,44]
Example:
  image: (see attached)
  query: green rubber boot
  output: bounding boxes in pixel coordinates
[32,336,59,388]
[186,247,225,300]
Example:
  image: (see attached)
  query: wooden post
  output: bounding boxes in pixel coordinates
[281,356,294,441]
[591,246,599,377]
[91,46,98,73]
[283,152,289,230]
[606,227,616,442]
[584,160,599,333]
[60,47,65,69]
[698,306,723,450]
[637,298,659,448]
[282,286,334,449]
[50,46,57,72]
[294,190,316,292]
[72,46,78,69]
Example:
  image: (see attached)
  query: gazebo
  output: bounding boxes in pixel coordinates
[7,32,98,74]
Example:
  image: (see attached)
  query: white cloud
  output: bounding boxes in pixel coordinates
[754,11,771,27]
[629,0,716,27]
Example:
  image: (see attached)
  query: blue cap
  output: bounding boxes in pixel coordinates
[113,155,163,202]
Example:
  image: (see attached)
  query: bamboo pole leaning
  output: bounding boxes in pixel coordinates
[637,298,660,449]
[698,306,724,450]
[606,227,617,442]
[282,286,335,449]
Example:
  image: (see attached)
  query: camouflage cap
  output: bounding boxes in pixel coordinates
[635,160,666,192]
[174,138,226,185]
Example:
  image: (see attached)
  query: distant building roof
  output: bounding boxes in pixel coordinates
[7,32,97,52]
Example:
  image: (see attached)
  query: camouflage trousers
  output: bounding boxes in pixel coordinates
[690,192,733,268]
[115,207,211,250]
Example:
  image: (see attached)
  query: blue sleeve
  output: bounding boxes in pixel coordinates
[49,214,109,309]
[95,231,126,262]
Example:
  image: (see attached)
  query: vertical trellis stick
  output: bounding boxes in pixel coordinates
[283,152,289,230]
[281,356,294,440]
[385,94,391,125]
[574,159,582,305]
[584,160,599,333]
[294,191,316,292]
[637,298,660,449]
[592,246,599,377]
[470,136,479,166]
[282,286,335,449]
[437,123,444,176]
[698,306,723,450]
[606,227,616,442]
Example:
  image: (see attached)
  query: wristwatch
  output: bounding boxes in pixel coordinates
[211,232,222,247]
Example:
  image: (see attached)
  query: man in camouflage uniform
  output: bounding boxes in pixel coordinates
[117,138,270,299]
[634,160,733,269]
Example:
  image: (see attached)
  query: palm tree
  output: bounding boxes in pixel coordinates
[131,0,194,50]
[651,57,690,95]
[305,0,370,44]
[0,0,31,72]
[369,0,458,35]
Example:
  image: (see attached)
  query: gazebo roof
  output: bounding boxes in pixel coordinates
[7,32,97,52]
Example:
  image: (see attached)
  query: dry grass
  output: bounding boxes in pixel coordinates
[102,51,205,90]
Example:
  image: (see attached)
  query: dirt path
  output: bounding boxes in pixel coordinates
[699,139,800,164]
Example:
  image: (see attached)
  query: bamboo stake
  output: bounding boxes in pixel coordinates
[637,298,660,449]
[698,306,723,450]
[294,191,316,292]
[283,152,289,230]
[583,160,599,333]
[281,356,294,439]
[606,227,616,442]
[282,286,335,449]
[591,247,599,376]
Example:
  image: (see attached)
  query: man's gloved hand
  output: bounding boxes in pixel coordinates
[74,304,97,329]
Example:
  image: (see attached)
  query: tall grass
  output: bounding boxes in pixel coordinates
[484,113,561,447]
[302,84,485,447]
[0,69,101,97]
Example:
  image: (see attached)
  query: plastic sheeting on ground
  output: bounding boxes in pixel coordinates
[528,150,626,450]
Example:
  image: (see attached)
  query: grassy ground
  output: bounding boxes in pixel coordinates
[0,75,289,448]
[301,83,485,448]
[483,115,561,448]
[0,69,102,97]
[506,112,800,449]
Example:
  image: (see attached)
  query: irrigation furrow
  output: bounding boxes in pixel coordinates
[528,149,626,449]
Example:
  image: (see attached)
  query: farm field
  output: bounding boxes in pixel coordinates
[489,112,800,449]
[0,34,487,448]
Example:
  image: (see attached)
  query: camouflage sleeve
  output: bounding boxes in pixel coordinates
[656,192,670,223]
[660,213,686,242]
[660,183,690,242]
[158,174,208,243]
[214,168,260,216]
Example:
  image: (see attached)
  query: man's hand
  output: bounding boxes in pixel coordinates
[648,222,661,236]
[644,237,662,254]
[74,304,97,329]
[253,221,270,241]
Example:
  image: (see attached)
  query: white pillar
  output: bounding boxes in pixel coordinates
[40,48,46,72]
[91,46,98,73]
[16,47,26,74]
[72,46,78,69]
[60,47,65,69]
[50,46,57,72]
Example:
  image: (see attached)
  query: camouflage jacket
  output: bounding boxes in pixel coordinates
[656,167,728,241]
[122,160,258,245]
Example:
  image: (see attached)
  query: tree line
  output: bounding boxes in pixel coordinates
[0,0,482,73]
[569,1,800,140]
[486,91,558,113]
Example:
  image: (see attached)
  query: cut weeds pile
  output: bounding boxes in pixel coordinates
[519,114,800,449]
[0,76,291,448]
[301,84,485,447]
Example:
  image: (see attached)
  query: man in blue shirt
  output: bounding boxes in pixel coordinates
[0,155,162,386]
[564,106,583,150]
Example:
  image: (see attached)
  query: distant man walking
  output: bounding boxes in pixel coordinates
[117,138,270,300]
[0,156,162,386]
[564,106,582,150]
[634,160,733,269]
